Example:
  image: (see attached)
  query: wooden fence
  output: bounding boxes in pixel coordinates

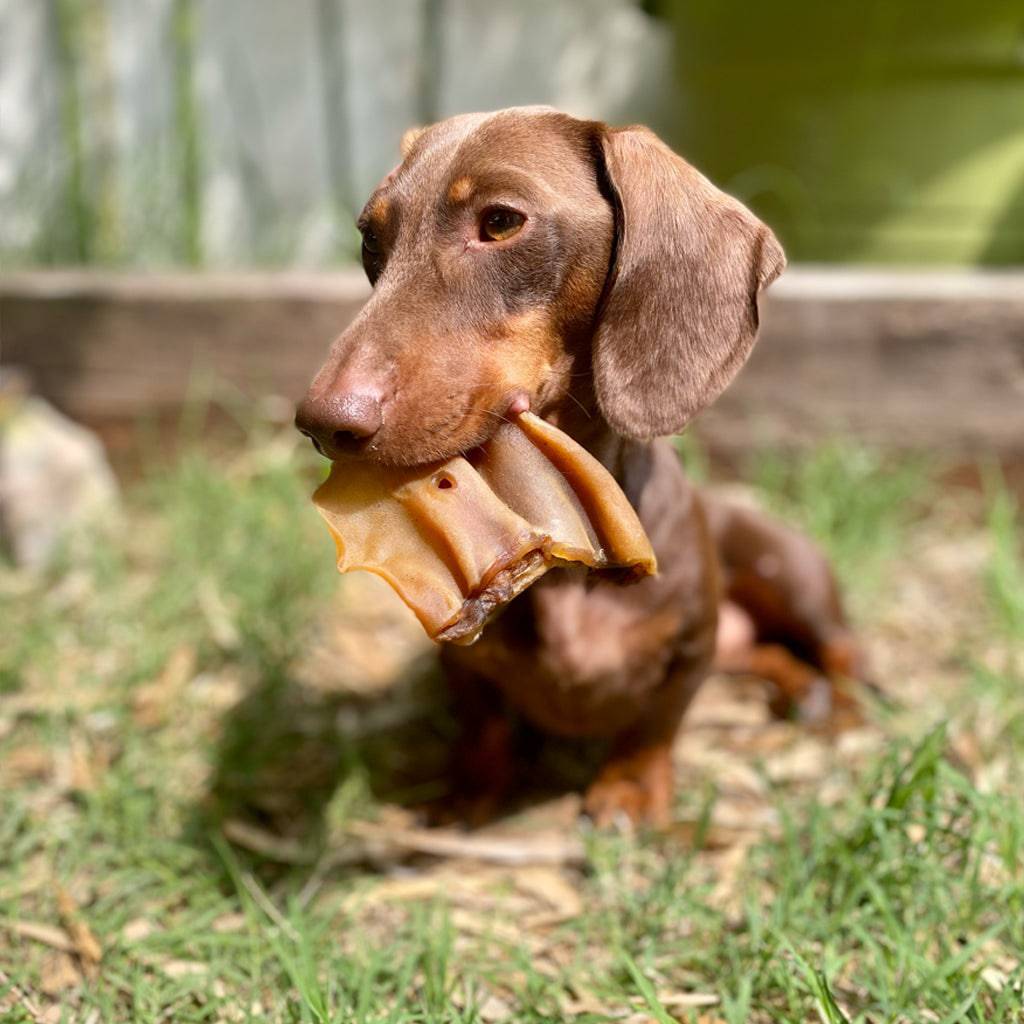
[0,0,669,268]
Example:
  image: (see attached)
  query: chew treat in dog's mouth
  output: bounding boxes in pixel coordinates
[313,411,657,645]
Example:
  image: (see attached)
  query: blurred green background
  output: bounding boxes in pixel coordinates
[667,0,1024,263]
[3,0,1021,268]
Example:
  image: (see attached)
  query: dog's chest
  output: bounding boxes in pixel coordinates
[444,568,689,737]
[442,441,717,738]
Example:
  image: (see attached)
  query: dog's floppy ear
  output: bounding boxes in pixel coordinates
[592,126,785,440]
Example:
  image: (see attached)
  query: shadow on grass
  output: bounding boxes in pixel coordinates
[195,651,608,869]
[203,655,448,841]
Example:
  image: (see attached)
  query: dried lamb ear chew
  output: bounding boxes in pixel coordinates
[313,411,656,645]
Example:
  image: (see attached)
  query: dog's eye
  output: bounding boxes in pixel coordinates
[361,228,382,255]
[480,207,525,242]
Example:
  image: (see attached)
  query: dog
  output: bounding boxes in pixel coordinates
[296,107,863,826]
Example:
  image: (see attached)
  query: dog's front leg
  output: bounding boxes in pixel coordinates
[582,657,707,828]
[419,657,515,827]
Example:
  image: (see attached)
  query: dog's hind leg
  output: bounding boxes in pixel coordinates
[703,493,868,726]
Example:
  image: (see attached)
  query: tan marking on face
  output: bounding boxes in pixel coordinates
[485,310,562,399]
[447,176,475,204]
[400,125,426,158]
[369,195,390,221]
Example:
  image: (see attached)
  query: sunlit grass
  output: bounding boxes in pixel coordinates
[984,470,1024,642]
[751,441,930,593]
[1,432,1021,1021]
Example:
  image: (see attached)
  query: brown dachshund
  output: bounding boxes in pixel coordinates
[296,107,863,826]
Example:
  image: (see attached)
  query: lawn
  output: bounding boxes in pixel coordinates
[1,418,1022,1023]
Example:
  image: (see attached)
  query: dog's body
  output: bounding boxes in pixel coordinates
[297,108,862,825]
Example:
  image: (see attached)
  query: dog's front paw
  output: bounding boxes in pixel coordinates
[583,744,673,828]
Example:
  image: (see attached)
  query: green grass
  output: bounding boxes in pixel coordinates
[1,432,1022,1022]
[750,441,930,594]
[984,471,1024,642]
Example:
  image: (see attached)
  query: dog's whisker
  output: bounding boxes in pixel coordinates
[564,391,593,419]
[477,408,512,425]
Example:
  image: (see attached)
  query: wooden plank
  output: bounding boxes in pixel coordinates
[0,269,369,417]
[2,267,1022,459]
[700,268,1024,457]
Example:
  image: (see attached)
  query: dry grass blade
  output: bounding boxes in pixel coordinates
[238,871,301,942]
[339,874,448,911]
[659,991,720,1008]
[347,821,586,866]
[662,819,764,850]
[138,954,209,979]
[56,887,103,965]
[0,918,76,953]
[222,818,315,864]
[0,966,50,1023]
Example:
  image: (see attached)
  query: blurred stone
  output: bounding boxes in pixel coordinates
[0,370,119,569]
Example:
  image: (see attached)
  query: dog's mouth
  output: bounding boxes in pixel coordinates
[311,410,656,645]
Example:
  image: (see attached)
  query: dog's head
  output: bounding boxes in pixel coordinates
[296,107,784,465]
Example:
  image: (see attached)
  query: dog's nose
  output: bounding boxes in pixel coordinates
[294,391,383,458]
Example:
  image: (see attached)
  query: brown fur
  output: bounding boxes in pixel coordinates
[595,127,785,438]
[296,107,864,826]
